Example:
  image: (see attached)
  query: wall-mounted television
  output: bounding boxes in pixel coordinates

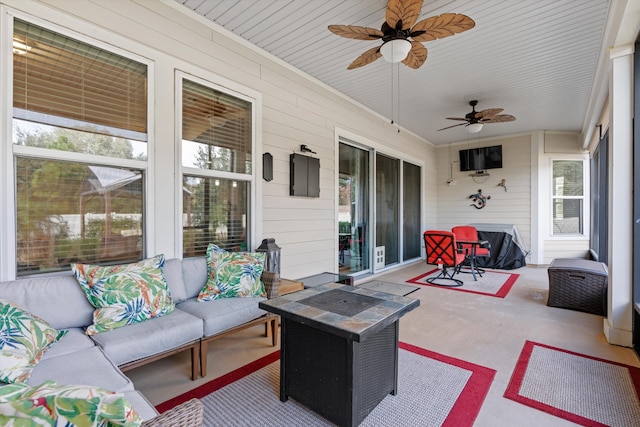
[459,145,503,172]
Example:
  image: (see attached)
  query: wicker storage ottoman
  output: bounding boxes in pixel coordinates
[547,258,608,316]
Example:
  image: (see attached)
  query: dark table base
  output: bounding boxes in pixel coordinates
[280,318,398,427]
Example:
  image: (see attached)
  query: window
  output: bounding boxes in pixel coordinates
[552,160,584,235]
[11,18,148,276]
[180,77,254,256]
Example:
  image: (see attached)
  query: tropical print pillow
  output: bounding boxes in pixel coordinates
[72,254,175,335]
[0,299,67,384]
[0,380,141,426]
[198,245,266,301]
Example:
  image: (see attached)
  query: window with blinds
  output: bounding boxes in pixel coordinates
[181,79,252,173]
[552,160,585,235]
[12,18,148,276]
[180,77,253,257]
[13,18,148,145]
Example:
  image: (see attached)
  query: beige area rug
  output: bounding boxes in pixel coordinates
[357,280,420,296]
[157,342,496,427]
[505,340,640,426]
[407,268,519,298]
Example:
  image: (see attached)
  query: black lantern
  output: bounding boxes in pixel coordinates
[256,238,281,274]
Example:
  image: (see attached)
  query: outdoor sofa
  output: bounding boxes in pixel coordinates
[0,254,276,424]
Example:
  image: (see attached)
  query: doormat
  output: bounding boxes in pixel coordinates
[504,340,640,426]
[407,268,518,298]
[157,342,496,427]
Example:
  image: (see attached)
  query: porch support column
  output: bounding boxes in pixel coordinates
[604,44,634,346]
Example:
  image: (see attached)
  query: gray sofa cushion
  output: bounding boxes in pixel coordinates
[177,296,267,338]
[90,309,202,366]
[181,257,207,300]
[0,275,93,330]
[163,258,188,303]
[41,328,95,360]
[27,347,134,392]
[124,390,158,421]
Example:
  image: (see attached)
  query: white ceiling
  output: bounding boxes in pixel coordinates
[173,0,611,145]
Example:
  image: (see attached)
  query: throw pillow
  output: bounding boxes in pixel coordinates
[0,380,141,426]
[0,299,67,384]
[71,254,175,335]
[198,246,266,301]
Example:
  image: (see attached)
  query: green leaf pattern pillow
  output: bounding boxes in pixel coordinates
[72,255,175,335]
[0,299,67,384]
[0,380,141,426]
[198,244,266,301]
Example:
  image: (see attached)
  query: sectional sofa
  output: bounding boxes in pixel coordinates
[0,255,276,423]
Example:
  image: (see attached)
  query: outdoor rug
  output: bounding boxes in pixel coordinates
[406,268,519,298]
[357,280,420,296]
[504,340,640,426]
[157,342,496,427]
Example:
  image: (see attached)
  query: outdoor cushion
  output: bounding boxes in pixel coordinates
[181,256,208,299]
[72,255,175,335]
[27,346,134,392]
[198,245,266,301]
[0,299,67,383]
[0,380,141,427]
[177,296,267,337]
[90,309,202,367]
[162,257,188,303]
[0,275,93,330]
[40,328,95,360]
[124,390,158,421]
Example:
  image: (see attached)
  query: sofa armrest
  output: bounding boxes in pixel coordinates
[141,398,203,427]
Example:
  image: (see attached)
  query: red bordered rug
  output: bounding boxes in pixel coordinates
[407,268,519,298]
[505,340,640,426]
[158,342,496,427]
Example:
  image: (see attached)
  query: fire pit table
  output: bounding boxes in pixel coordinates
[259,283,419,427]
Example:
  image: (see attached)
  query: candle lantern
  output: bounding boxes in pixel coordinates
[256,238,281,299]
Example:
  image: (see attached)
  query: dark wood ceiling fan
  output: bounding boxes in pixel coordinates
[438,100,516,131]
[328,0,475,70]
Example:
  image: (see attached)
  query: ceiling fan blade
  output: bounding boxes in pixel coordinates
[347,46,383,69]
[386,0,424,30]
[476,108,503,120]
[483,114,516,123]
[438,122,467,131]
[401,41,427,69]
[445,117,468,121]
[410,13,475,42]
[328,25,384,40]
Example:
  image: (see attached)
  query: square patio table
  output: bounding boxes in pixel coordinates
[259,283,419,427]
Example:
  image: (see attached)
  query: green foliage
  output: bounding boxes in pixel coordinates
[339,221,351,233]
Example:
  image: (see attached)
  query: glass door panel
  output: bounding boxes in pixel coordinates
[376,154,399,268]
[403,161,422,260]
[338,143,370,274]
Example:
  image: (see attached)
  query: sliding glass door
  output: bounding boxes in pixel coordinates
[376,154,399,268]
[403,161,422,261]
[338,142,370,275]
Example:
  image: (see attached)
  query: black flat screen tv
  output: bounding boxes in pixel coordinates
[459,145,503,172]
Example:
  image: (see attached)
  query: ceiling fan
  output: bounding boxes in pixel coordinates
[328,0,475,70]
[438,100,516,133]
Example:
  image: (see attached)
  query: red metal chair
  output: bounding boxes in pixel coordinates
[452,225,491,280]
[423,230,467,287]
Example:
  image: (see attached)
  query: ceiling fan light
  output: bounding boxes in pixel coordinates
[380,39,411,63]
[467,122,483,133]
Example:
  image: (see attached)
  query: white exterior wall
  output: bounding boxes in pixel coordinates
[0,0,434,280]
[434,134,533,260]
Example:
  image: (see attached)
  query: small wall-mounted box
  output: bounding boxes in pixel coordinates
[290,153,320,197]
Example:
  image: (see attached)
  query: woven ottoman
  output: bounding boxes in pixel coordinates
[547,258,608,316]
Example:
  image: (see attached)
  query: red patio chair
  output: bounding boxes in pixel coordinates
[423,230,467,287]
[452,225,491,280]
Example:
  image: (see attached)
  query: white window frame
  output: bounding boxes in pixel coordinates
[175,71,260,257]
[0,8,154,280]
[550,157,589,237]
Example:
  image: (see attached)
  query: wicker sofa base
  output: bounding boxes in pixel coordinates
[547,258,608,316]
